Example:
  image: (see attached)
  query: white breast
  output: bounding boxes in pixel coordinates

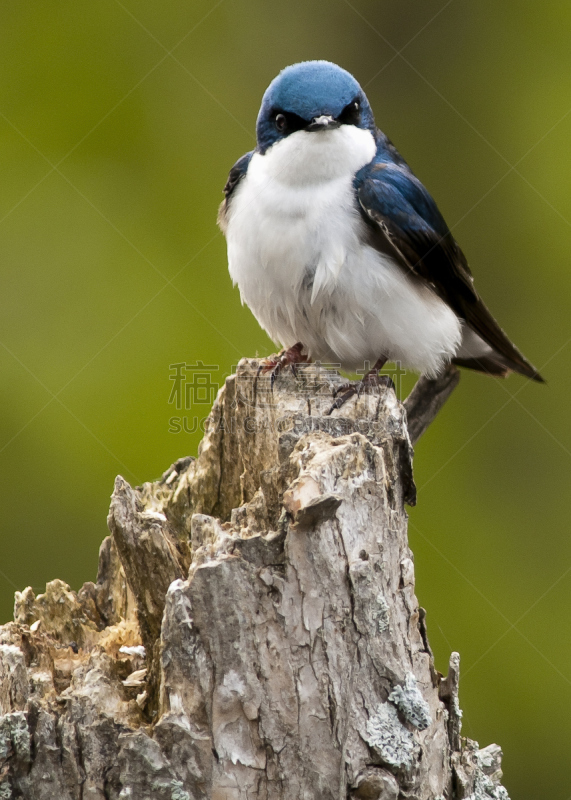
[225,126,462,376]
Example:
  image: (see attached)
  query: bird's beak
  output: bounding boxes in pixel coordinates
[306,115,340,132]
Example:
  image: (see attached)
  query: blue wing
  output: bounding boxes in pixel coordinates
[355,153,477,308]
[217,151,254,230]
[355,141,543,381]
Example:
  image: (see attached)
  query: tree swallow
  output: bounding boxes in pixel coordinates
[218,60,544,389]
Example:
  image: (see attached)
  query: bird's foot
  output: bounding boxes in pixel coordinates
[326,358,392,415]
[258,342,310,390]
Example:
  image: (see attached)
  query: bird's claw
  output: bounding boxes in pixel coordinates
[327,387,359,414]
[257,342,310,391]
[326,373,395,415]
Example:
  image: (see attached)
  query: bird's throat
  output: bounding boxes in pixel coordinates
[259,125,376,187]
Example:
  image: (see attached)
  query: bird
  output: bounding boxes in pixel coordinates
[218,60,544,404]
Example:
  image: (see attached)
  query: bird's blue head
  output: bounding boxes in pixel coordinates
[256,61,376,154]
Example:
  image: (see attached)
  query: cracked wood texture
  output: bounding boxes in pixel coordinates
[0,359,510,800]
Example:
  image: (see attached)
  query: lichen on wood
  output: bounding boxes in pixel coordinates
[0,358,510,799]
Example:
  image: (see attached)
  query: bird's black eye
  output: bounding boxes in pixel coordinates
[338,97,361,125]
[272,110,306,135]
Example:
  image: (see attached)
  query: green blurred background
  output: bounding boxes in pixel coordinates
[0,1,569,795]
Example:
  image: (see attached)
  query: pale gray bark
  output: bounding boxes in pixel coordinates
[0,359,509,799]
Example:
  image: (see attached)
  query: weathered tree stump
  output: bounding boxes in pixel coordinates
[0,359,508,799]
